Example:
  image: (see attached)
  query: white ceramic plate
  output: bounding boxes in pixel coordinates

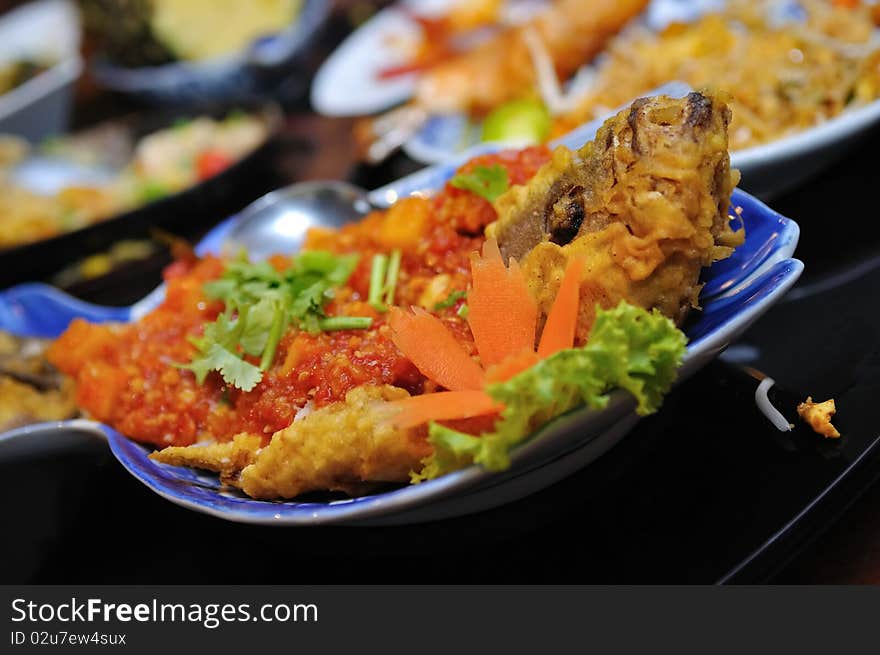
[311,0,448,116]
[310,0,543,116]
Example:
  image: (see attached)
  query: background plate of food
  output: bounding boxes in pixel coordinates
[322,0,880,198]
[84,0,330,103]
[0,93,803,525]
[0,101,282,288]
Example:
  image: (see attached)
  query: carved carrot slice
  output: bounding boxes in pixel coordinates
[485,349,541,384]
[389,390,502,429]
[537,257,585,358]
[389,306,486,391]
[467,238,537,367]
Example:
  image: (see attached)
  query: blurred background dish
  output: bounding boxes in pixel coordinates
[0,100,282,287]
[317,0,880,197]
[0,0,82,141]
[0,329,77,433]
[84,0,331,104]
[311,0,547,118]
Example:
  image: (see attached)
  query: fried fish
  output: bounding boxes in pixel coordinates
[150,93,740,500]
[489,91,743,342]
[151,385,429,500]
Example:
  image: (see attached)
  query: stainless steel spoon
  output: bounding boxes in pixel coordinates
[223,180,373,259]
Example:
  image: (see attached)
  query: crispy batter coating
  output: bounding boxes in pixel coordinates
[152,386,428,500]
[414,0,649,114]
[150,433,263,486]
[797,397,841,439]
[237,385,428,500]
[489,91,743,342]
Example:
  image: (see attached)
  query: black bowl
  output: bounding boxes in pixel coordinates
[89,0,331,105]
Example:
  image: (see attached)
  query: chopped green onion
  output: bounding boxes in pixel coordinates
[368,253,388,312]
[318,316,374,331]
[384,249,402,306]
[230,305,249,343]
[457,303,470,319]
[259,306,286,371]
[435,290,467,310]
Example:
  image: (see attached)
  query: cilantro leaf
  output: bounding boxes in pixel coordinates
[239,297,279,356]
[180,250,367,391]
[193,343,262,392]
[177,342,262,391]
[449,164,509,202]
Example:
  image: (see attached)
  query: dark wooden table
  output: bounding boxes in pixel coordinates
[4,0,880,584]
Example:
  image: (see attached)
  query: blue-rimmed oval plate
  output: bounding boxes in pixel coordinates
[0,176,802,525]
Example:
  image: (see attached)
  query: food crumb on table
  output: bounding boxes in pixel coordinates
[797,396,841,439]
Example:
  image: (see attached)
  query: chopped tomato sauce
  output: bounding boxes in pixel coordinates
[48,147,552,448]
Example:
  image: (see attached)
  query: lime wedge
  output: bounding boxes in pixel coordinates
[481,99,551,143]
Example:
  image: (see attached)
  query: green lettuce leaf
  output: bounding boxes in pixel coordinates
[413,302,688,481]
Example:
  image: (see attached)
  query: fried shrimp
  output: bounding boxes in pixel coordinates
[356,0,648,161]
[412,0,650,116]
